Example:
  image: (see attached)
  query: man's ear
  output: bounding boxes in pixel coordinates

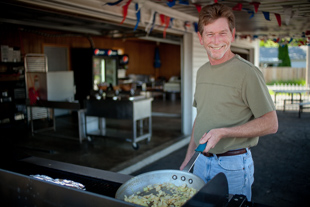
[197,32,203,45]
[232,28,236,42]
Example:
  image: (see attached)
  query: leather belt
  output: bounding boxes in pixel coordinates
[203,148,247,157]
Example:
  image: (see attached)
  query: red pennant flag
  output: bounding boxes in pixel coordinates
[273,38,280,43]
[195,4,201,13]
[275,13,281,27]
[120,0,132,24]
[299,40,305,45]
[163,16,171,39]
[250,2,260,13]
[160,14,165,25]
[232,3,242,11]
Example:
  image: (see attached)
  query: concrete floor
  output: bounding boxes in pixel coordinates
[2,97,310,207]
[133,110,310,207]
[5,98,185,173]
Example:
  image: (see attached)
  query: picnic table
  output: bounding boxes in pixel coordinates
[272,89,310,117]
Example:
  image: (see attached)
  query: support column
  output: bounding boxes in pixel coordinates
[306,46,310,87]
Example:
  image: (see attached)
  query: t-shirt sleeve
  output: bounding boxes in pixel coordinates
[242,67,276,118]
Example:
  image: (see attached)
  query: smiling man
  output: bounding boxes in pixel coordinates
[180,3,278,202]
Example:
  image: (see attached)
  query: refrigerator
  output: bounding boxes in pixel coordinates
[71,48,119,105]
[26,71,75,116]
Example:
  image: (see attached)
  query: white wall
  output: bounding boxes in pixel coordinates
[232,38,260,67]
[181,32,208,134]
[190,34,209,126]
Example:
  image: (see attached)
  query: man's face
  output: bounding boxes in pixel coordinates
[198,17,235,64]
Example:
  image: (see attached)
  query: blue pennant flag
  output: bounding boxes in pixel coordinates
[193,22,198,32]
[134,3,140,31]
[170,18,174,28]
[150,12,157,33]
[106,0,124,6]
[242,8,254,19]
[167,0,176,7]
[262,11,271,21]
[179,0,189,5]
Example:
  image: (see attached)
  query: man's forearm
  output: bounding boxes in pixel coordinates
[221,110,278,139]
[199,110,278,152]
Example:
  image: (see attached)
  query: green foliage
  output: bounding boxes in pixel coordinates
[278,44,291,67]
[260,38,308,47]
[260,40,278,47]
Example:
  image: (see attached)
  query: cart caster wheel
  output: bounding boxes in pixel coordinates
[132,143,140,150]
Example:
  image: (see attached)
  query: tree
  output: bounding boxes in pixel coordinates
[278,44,291,67]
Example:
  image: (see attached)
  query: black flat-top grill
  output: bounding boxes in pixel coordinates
[0,156,250,207]
[1,159,121,198]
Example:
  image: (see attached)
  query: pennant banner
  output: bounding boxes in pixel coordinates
[134,3,141,31]
[243,8,254,19]
[120,0,133,24]
[150,11,157,34]
[106,0,124,6]
[250,2,260,13]
[145,10,155,34]
[184,21,191,31]
[160,14,165,25]
[170,18,174,27]
[193,22,198,33]
[232,3,242,11]
[283,6,292,25]
[262,11,271,21]
[105,0,307,42]
[167,0,176,7]
[195,4,201,13]
[274,13,281,27]
[164,16,171,38]
[179,0,189,6]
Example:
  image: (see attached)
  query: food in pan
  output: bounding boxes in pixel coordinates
[124,183,197,207]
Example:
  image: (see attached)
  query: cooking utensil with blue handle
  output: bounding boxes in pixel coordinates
[182,142,207,172]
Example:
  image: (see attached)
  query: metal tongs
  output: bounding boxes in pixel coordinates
[182,142,207,172]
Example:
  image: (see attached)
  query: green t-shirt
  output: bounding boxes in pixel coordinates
[193,55,275,154]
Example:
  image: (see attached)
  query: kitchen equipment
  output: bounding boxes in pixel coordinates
[184,172,229,207]
[182,142,207,172]
[71,48,120,104]
[0,156,250,207]
[115,143,207,200]
[25,54,75,116]
[84,97,152,150]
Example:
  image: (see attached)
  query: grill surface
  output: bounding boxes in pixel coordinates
[2,159,122,198]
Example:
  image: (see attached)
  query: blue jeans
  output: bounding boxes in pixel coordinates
[193,148,254,201]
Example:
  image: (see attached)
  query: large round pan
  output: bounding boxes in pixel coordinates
[115,143,207,201]
[115,169,204,200]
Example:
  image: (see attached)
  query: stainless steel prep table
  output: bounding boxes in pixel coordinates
[84,97,153,149]
[28,100,86,142]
